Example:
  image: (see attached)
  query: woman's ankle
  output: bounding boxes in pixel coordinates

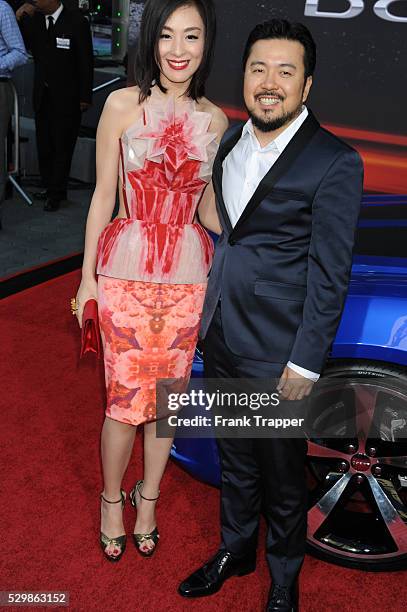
[101,489,123,502]
[138,482,160,500]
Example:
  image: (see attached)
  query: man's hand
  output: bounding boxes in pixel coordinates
[277,366,314,401]
[16,3,36,20]
[80,102,91,112]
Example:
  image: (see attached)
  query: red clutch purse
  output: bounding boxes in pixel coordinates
[80,299,102,358]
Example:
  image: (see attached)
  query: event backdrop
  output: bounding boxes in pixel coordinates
[127,1,407,194]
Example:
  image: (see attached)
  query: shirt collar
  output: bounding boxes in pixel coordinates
[46,3,63,23]
[242,106,309,154]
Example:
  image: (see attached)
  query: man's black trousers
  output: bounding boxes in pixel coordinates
[35,91,81,202]
[203,302,308,587]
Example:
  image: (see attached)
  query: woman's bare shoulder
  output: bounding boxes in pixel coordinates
[100,86,144,134]
[105,86,142,112]
[197,97,229,137]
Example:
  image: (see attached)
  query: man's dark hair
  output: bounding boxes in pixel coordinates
[242,19,316,79]
[134,0,216,102]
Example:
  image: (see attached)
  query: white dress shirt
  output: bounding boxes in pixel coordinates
[222,107,319,382]
[45,3,63,28]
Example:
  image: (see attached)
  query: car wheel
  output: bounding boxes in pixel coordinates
[306,359,407,571]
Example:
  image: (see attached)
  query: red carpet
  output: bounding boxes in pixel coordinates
[1,271,405,611]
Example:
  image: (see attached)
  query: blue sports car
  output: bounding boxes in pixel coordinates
[172,195,407,571]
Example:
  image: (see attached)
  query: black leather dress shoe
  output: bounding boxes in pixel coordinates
[178,549,256,598]
[267,582,299,611]
[43,199,60,212]
[33,190,48,201]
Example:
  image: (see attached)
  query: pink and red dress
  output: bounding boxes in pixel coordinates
[95,87,218,426]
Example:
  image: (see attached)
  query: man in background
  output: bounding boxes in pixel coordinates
[0,0,27,229]
[16,0,93,211]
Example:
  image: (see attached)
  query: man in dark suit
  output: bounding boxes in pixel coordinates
[179,20,363,611]
[16,0,93,211]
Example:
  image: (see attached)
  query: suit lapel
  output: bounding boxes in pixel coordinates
[232,111,320,238]
[35,12,47,36]
[212,124,244,235]
[54,7,66,32]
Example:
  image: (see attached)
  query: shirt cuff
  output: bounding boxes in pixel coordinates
[287,361,320,382]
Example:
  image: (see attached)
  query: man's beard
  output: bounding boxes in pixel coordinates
[248,99,303,133]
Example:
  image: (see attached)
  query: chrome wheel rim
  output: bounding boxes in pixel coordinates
[307,378,407,562]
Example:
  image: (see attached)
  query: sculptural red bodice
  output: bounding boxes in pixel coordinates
[96,87,218,284]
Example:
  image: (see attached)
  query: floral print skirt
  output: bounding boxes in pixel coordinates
[98,275,206,426]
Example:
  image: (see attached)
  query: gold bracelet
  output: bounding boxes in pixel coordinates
[70,297,79,315]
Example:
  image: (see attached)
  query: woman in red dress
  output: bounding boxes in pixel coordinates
[75,0,227,561]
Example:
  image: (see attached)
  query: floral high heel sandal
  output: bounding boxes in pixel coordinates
[99,489,127,562]
[130,480,160,557]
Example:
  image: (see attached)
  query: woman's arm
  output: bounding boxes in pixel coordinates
[197,180,222,234]
[75,90,136,326]
[197,106,228,235]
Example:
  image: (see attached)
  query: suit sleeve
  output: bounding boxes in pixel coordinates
[74,15,93,104]
[288,149,364,373]
[17,15,32,52]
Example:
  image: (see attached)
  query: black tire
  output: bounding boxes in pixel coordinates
[306,359,407,571]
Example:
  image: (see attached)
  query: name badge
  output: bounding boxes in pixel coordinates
[56,37,71,49]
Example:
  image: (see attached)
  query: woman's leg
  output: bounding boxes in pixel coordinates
[133,419,174,551]
[100,416,137,553]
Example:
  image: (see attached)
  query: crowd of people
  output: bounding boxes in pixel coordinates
[0,0,92,227]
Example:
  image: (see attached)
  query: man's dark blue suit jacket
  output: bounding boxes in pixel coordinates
[200,111,364,374]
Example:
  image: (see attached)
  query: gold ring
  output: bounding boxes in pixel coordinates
[70,297,78,315]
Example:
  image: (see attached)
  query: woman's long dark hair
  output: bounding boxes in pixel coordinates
[134,0,216,102]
